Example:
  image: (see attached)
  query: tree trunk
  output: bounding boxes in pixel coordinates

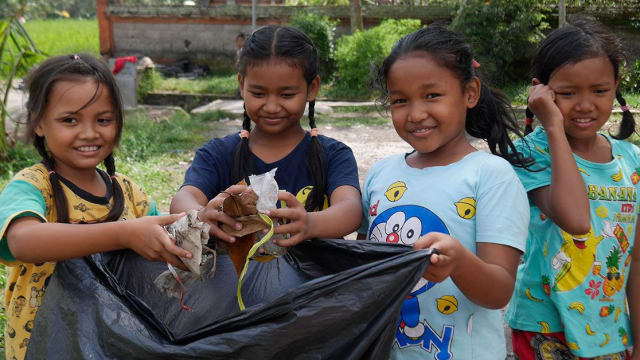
[349,0,363,34]
[558,0,567,27]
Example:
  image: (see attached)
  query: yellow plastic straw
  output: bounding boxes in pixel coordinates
[236,213,274,310]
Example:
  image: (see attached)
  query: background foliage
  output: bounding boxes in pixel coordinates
[450,0,549,85]
[289,12,338,81]
[1,0,96,19]
[333,19,421,97]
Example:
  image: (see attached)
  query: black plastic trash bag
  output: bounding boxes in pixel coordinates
[26,239,433,360]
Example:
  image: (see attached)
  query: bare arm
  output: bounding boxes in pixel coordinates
[6,214,191,269]
[627,217,640,359]
[451,242,520,308]
[170,185,209,214]
[268,185,362,246]
[414,233,521,309]
[528,82,590,234]
[170,185,245,243]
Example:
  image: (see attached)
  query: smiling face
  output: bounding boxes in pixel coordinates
[547,55,618,144]
[239,59,319,138]
[35,78,117,180]
[387,53,479,167]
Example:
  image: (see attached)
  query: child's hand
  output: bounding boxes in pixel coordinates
[198,184,248,243]
[264,191,312,247]
[123,213,192,271]
[528,79,564,131]
[413,232,468,283]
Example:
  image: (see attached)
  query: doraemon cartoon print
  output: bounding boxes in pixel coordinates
[367,204,454,356]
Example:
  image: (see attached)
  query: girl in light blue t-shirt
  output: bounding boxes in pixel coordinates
[358,26,534,360]
[505,20,639,359]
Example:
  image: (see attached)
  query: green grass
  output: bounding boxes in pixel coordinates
[24,19,99,57]
[157,73,239,96]
[0,109,227,349]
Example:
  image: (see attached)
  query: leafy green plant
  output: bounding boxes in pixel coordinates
[0,0,43,161]
[1,0,96,19]
[621,58,640,94]
[137,68,161,102]
[289,12,338,81]
[450,0,548,85]
[333,19,421,98]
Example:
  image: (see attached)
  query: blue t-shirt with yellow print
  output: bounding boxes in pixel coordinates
[360,151,529,360]
[505,126,636,357]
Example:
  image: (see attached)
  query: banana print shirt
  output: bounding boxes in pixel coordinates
[0,163,158,360]
[505,126,636,357]
[359,151,529,360]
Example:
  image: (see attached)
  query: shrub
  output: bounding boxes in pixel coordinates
[137,67,161,102]
[333,19,421,98]
[621,58,640,94]
[450,0,548,85]
[289,12,338,82]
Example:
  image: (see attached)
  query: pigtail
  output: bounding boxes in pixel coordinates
[305,100,327,212]
[35,136,70,223]
[102,153,125,222]
[466,84,536,170]
[524,107,535,135]
[231,106,253,184]
[611,91,636,140]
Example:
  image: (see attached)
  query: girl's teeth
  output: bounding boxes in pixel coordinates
[574,118,591,123]
[78,146,99,152]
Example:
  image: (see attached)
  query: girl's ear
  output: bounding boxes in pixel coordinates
[532,78,541,86]
[306,75,321,102]
[35,123,44,137]
[464,77,481,109]
[238,74,245,99]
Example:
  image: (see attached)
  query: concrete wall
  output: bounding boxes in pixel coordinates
[98,1,640,72]
[112,21,246,67]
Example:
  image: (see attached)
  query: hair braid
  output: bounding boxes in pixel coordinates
[612,91,636,140]
[34,136,70,223]
[524,107,535,135]
[231,107,254,184]
[102,153,125,222]
[305,100,327,211]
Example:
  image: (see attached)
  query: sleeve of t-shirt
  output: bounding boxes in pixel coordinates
[325,140,361,196]
[182,138,228,200]
[0,180,48,264]
[118,174,158,217]
[475,157,529,252]
[513,132,552,192]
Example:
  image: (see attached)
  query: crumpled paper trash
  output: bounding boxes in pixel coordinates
[154,210,216,299]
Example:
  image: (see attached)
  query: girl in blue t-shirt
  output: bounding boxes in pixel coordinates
[505,20,639,359]
[358,26,533,359]
[171,25,362,247]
